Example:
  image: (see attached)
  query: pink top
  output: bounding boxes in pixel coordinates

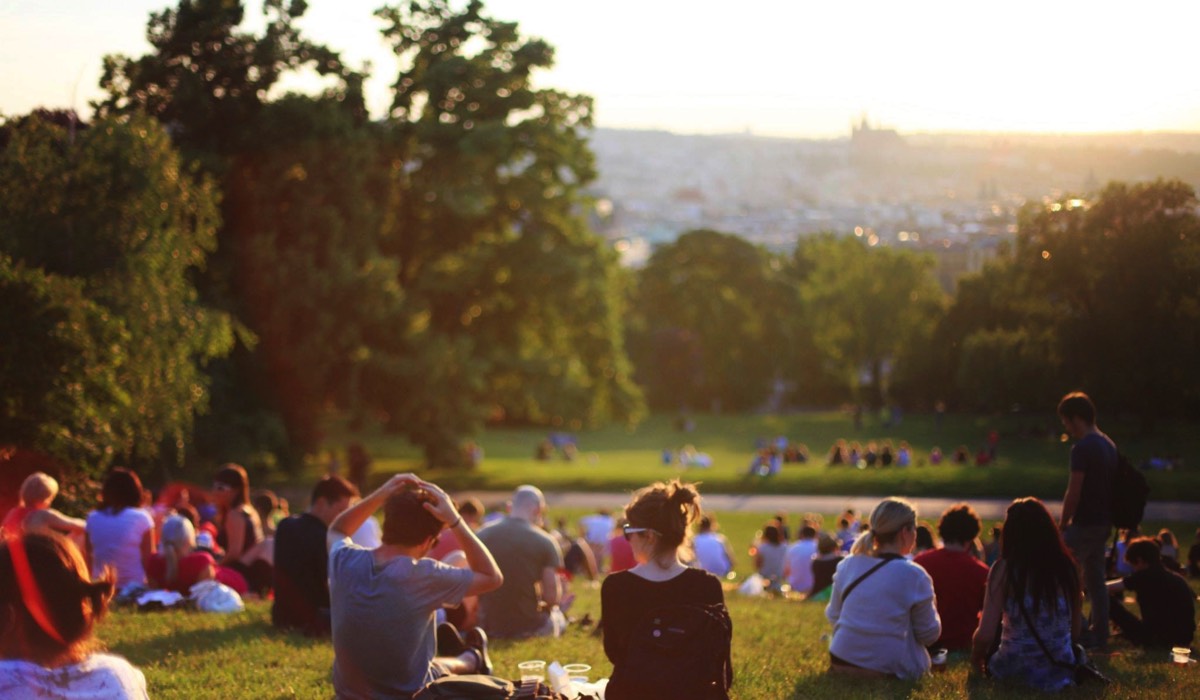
[608,533,636,573]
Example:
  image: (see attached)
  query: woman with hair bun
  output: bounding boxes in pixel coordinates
[602,479,732,699]
[0,531,148,698]
[825,497,942,679]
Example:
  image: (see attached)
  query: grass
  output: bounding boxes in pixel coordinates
[315,412,1200,502]
[102,571,1200,700]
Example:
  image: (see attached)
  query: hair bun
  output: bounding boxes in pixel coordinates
[667,480,699,507]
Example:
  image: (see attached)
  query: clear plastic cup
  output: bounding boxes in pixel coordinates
[931,648,948,673]
[563,664,592,684]
[1172,647,1192,665]
[518,660,546,682]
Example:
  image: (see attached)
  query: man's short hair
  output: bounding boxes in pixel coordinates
[937,503,982,544]
[1124,537,1162,567]
[1057,391,1096,425]
[510,485,544,516]
[799,525,818,540]
[311,475,358,506]
[382,490,444,546]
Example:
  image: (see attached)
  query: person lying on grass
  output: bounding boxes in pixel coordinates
[326,474,502,700]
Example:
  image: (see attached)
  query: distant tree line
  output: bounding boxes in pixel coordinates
[2,1,1199,481]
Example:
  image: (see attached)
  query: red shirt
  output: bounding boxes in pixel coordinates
[146,551,216,594]
[913,547,989,650]
[608,534,636,573]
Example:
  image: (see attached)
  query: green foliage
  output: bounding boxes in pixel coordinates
[0,114,234,472]
[794,235,946,407]
[630,230,792,411]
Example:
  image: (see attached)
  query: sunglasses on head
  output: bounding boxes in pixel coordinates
[623,524,659,541]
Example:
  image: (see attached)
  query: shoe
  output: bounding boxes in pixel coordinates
[436,622,468,657]
[463,627,491,675]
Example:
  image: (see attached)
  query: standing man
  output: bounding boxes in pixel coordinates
[272,475,358,636]
[1057,391,1118,651]
[477,485,565,638]
[327,474,503,699]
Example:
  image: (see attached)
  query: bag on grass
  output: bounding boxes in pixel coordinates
[413,675,566,700]
[190,579,244,613]
[608,602,733,700]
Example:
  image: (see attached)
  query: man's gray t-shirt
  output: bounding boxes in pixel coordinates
[1070,431,1118,527]
[329,539,473,699]
[477,517,563,637]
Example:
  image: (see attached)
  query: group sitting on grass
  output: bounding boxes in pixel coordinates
[3,467,1198,699]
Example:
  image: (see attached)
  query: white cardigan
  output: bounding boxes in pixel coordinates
[825,554,942,680]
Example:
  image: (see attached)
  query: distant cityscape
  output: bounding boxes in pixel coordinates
[587,121,1200,290]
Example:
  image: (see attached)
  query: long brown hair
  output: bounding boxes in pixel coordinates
[1001,498,1080,616]
[0,531,114,666]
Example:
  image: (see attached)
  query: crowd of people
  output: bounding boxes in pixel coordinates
[1,391,1197,698]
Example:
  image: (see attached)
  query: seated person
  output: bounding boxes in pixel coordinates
[0,531,148,699]
[809,532,844,599]
[785,524,819,595]
[1,472,86,540]
[826,498,941,679]
[1106,537,1196,649]
[914,504,989,650]
[1189,528,1200,578]
[327,474,502,699]
[271,475,357,636]
[754,524,787,593]
[693,515,735,578]
[146,515,214,594]
[477,486,564,638]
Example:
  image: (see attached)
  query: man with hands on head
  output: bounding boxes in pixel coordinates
[326,474,504,700]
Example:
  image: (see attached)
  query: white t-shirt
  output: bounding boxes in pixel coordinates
[579,514,614,545]
[693,532,733,577]
[351,516,383,548]
[785,538,818,592]
[0,654,148,700]
[86,508,154,587]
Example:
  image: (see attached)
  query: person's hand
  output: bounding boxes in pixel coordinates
[376,473,421,497]
[417,480,460,526]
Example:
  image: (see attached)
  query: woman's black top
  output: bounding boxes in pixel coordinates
[600,567,726,664]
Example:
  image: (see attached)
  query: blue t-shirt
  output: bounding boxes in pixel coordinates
[329,539,474,698]
[1069,432,1117,527]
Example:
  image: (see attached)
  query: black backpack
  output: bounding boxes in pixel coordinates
[607,603,733,700]
[1110,451,1149,530]
[413,675,567,700]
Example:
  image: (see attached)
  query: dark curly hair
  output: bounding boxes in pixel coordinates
[937,503,982,545]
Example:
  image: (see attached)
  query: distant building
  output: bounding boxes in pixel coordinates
[851,114,905,154]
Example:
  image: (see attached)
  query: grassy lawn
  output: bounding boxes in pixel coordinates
[320,411,1200,502]
[102,574,1200,700]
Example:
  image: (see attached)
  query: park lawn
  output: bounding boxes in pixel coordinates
[320,412,1200,502]
[102,580,1200,700]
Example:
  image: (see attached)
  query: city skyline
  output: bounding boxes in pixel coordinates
[3,0,1200,137]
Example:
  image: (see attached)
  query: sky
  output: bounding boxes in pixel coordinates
[3,0,1200,138]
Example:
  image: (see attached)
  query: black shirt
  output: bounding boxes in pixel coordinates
[272,512,331,634]
[601,567,726,665]
[1124,565,1197,647]
[1070,432,1117,527]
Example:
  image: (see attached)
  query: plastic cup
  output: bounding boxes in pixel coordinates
[518,660,546,682]
[563,664,591,684]
[1172,647,1192,665]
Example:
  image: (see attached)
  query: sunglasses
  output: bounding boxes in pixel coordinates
[623,524,659,541]
[211,483,233,492]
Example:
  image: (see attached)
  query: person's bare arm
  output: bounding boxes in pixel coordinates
[26,508,86,535]
[419,481,503,596]
[540,565,561,606]
[1106,577,1126,595]
[1060,471,1085,528]
[327,473,422,551]
[140,526,155,573]
[972,560,1007,674]
[222,509,247,563]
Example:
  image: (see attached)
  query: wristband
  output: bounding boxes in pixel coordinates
[448,516,463,530]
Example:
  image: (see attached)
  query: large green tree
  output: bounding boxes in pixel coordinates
[629,229,792,411]
[0,114,234,472]
[793,234,945,408]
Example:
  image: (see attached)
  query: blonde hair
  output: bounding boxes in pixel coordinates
[19,472,58,508]
[160,515,196,586]
[851,497,918,556]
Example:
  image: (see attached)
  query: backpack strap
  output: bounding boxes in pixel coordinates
[840,554,900,602]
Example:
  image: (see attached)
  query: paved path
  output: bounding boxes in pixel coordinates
[456,490,1200,522]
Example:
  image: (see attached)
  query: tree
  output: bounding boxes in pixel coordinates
[793,235,945,408]
[629,230,791,411]
[0,113,234,471]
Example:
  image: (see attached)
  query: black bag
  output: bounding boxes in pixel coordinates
[608,603,733,700]
[413,675,566,700]
[1110,450,1149,530]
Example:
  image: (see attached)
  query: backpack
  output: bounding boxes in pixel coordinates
[412,675,566,700]
[1110,451,1149,530]
[608,603,733,700]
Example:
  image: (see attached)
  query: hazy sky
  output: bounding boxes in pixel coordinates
[3,0,1199,137]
